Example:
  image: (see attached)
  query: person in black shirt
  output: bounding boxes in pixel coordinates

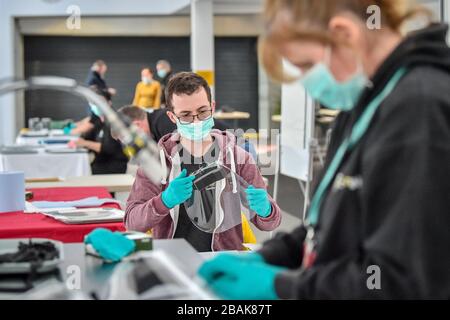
[70,61,117,137]
[85,60,116,103]
[69,112,128,175]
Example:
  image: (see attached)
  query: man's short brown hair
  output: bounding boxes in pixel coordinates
[117,105,147,121]
[165,72,212,111]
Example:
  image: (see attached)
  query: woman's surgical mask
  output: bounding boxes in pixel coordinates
[176,117,215,141]
[142,77,152,84]
[300,47,369,111]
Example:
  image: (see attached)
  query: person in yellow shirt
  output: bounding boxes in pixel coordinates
[132,68,161,109]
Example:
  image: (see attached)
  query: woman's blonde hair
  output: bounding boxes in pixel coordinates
[260,0,430,81]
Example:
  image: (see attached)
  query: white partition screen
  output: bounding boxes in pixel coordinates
[280,67,315,182]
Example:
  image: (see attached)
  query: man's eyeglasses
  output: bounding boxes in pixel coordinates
[174,109,213,124]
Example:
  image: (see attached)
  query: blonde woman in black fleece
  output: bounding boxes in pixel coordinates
[199,0,450,299]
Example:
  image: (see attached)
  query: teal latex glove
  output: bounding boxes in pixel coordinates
[245,185,272,217]
[84,228,136,262]
[63,122,75,135]
[200,253,265,283]
[198,254,285,300]
[162,169,195,209]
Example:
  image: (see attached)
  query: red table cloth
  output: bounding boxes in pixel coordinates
[0,187,126,243]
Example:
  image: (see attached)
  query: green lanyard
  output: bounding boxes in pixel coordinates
[307,68,407,227]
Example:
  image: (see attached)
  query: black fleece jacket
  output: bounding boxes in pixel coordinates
[259,24,450,299]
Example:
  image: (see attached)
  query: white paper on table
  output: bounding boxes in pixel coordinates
[24,201,76,214]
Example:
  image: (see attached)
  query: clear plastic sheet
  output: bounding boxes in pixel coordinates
[183,162,256,234]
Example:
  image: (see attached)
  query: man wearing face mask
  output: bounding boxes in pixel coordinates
[132,67,162,110]
[155,59,173,107]
[198,0,450,300]
[124,72,281,252]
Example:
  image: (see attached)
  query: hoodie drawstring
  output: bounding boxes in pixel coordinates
[160,149,168,185]
[227,146,238,194]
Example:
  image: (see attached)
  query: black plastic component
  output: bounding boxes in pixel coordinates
[133,260,164,294]
[191,163,228,191]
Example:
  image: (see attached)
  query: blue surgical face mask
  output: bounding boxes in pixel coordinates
[176,117,214,141]
[141,77,152,85]
[157,69,167,79]
[89,103,102,117]
[300,48,368,111]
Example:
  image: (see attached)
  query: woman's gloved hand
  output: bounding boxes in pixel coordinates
[200,252,265,283]
[84,228,136,262]
[162,169,195,209]
[245,185,272,217]
[198,253,285,300]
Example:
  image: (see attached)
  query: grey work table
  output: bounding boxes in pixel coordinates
[0,239,216,299]
[60,239,208,297]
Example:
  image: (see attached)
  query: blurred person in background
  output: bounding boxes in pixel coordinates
[69,108,128,175]
[70,59,117,135]
[132,67,161,110]
[68,86,127,175]
[117,105,176,143]
[86,60,116,104]
[155,59,173,107]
